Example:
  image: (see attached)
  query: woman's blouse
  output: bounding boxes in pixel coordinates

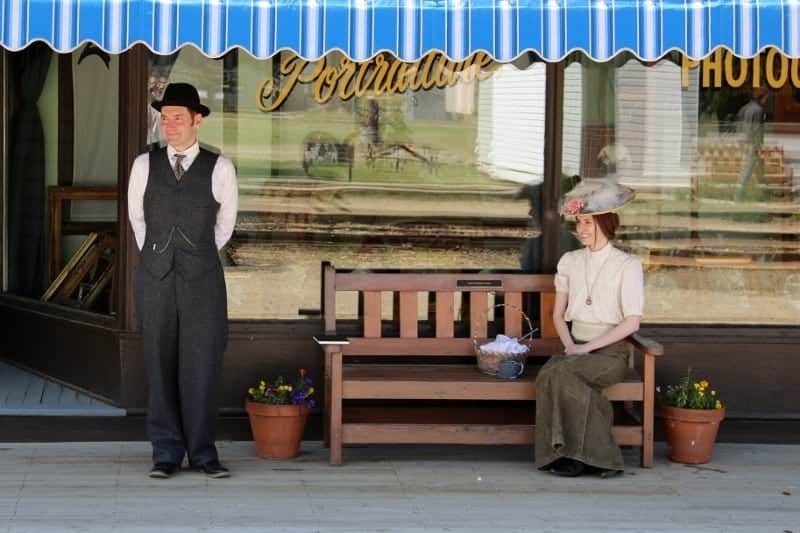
[554,243,645,326]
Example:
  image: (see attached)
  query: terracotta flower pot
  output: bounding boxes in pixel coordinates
[245,401,309,459]
[659,404,726,464]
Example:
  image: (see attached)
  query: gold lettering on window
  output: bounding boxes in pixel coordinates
[256,51,501,111]
[682,48,800,89]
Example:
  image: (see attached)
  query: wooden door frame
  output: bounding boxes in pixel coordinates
[117,45,149,332]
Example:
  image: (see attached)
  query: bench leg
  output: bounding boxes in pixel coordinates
[330,351,343,466]
[323,350,331,449]
[641,352,655,468]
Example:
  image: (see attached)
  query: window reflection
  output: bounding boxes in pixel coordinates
[177,50,546,319]
[562,51,800,325]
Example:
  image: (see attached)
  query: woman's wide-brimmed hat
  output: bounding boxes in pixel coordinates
[559,177,636,216]
[151,82,210,117]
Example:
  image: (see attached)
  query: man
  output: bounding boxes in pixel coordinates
[734,87,768,201]
[128,82,238,479]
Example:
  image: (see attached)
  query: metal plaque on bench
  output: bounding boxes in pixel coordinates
[456,279,503,288]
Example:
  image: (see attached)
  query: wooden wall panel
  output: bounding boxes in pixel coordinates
[1,299,798,422]
[0,299,121,403]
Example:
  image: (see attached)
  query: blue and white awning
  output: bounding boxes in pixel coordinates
[1,0,799,61]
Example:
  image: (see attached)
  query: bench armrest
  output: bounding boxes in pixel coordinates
[314,335,350,347]
[625,333,664,356]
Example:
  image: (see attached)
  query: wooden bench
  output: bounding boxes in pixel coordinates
[317,263,664,467]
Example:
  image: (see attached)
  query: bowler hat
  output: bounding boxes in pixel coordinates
[151,82,210,116]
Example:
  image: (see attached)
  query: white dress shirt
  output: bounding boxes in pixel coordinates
[127,142,239,251]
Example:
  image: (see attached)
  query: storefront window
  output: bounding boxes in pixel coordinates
[562,50,800,325]
[152,49,547,319]
[3,45,119,315]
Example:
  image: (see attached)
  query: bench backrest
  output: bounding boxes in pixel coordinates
[322,262,559,356]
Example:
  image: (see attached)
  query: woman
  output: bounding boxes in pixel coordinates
[534,179,644,478]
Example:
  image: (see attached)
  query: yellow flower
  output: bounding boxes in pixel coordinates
[700,380,709,389]
[693,383,700,389]
[248,387,256,395]
[715,400,723,409]
[307,387,315,395]
[699,391,705,397]
[711,390,716,396]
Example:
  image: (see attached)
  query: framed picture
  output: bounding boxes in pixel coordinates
[42,232,117,312]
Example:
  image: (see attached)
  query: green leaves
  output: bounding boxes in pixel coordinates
[659,369,723,410]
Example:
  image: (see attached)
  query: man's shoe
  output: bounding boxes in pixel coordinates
[148,463,179,479]
[196,461,230,479]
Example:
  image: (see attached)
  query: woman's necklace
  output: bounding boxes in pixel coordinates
[584,246,611,306]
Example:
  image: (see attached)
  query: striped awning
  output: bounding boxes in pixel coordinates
[1,0,798,61]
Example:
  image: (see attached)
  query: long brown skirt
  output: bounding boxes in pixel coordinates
[534,342,629,471]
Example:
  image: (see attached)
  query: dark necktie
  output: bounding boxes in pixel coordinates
[173,154,186,180]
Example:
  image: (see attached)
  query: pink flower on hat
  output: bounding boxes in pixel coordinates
[563,198,583,215]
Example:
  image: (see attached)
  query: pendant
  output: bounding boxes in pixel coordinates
[585,297,592,306]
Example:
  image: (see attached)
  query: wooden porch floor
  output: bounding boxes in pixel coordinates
[0,361,125,416]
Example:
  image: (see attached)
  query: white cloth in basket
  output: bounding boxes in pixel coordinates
[479,334,529,354]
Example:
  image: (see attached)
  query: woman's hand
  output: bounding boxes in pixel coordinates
[564,343,591,355]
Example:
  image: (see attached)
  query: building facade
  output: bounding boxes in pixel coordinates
[1,1,798,427]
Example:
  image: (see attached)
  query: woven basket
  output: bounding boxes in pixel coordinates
[473,304,537,377]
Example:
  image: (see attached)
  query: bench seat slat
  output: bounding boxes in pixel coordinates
[342,337,564,356]
[341,423,643,446]
[342,364,642,401]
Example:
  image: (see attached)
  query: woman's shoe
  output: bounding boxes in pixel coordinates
[584,464,624,478]
[549,458,586,477]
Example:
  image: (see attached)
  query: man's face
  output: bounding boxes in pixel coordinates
[160,105,201,151]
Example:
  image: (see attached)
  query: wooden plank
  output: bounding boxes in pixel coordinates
[642,352,656,467]
[342,364,642,401]
[540,292,556,338]
[323,262,336,333]
[335,272,554,293]
[362,291,381,338]
[2,369,35,406]
[323,348,333,448]
[470,291,489,338]
[20,373,46,407]
[503,292,524,338]
[343,337,563,356]
[40,380,66,408]
[398,291,418,338]
[344,372,537,401]
[434,292,455,338]
[330,351,344,465]
[344,423,535,445]
[341,423,642,446]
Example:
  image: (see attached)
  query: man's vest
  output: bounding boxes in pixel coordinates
[138,147,220,280]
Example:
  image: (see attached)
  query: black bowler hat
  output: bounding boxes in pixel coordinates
[151,82,210,116]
